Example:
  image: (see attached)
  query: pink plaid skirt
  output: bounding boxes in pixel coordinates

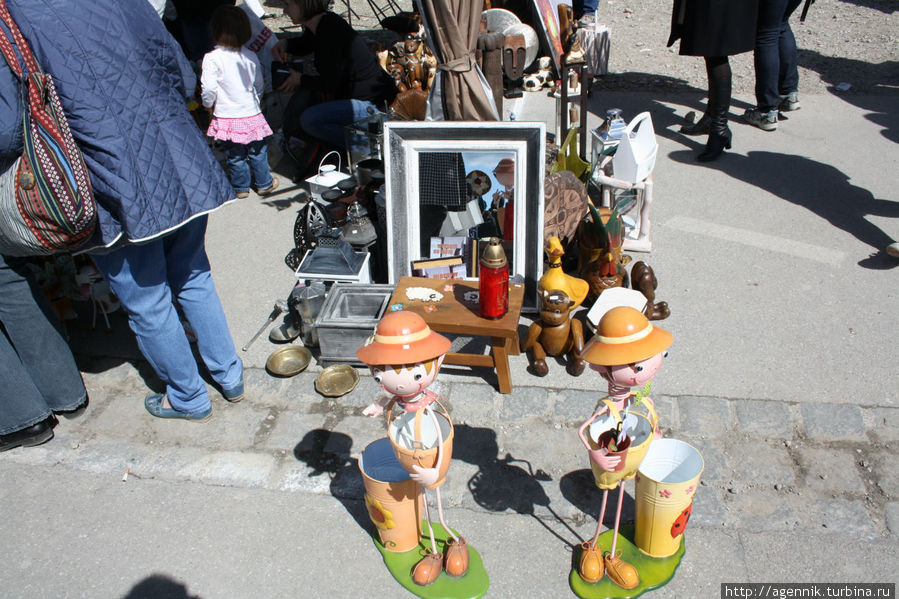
[206,113,273,144]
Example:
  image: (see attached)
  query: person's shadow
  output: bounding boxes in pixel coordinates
[451,424,584,550]
[668,147,899,268]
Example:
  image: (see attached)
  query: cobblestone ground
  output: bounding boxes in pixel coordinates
[8,359,897,544]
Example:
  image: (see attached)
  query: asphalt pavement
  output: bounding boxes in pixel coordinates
[1,30,898,599]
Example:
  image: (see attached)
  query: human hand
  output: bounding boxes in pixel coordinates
[588,447,622,472]
[272,40,289,62]
[277,70,301,93]
[410,465,440,487]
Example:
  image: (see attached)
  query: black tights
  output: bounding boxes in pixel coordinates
[705,56,732,125]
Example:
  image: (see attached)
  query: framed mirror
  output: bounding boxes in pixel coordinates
[383,121,546,312]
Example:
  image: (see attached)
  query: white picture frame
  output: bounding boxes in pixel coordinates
[383,121,546,311]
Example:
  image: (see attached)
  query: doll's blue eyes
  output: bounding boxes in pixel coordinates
[634,365,644,372]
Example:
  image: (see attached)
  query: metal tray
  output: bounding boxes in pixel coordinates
[315,364,360,397]
[265,346,312,377]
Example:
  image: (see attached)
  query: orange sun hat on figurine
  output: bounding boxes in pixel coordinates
[356,311,451,366]
[582,306,672,366]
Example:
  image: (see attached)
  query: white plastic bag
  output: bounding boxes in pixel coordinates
[612,112,658,184]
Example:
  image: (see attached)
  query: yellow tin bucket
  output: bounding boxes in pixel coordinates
[387,399,454,490]
[359,438,423,553]
[634,438,704,558]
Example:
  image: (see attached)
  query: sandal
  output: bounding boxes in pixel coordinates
[144,393,211,422]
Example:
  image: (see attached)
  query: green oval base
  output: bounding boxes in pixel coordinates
[569,525,685,599]
[372,522,489,599]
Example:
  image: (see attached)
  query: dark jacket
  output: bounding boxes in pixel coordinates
[286,12,397,108]
[668,0,759,57]
[0,0,234,250]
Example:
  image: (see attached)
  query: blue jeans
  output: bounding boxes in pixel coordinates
[754,0,802,111]
[225,140,273,193]
[300,99,380,150]
[574,0,598,17]
[0,255,87,434]
[90,216,242,414]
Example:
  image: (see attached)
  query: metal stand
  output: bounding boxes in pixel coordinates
[558,63,589,158]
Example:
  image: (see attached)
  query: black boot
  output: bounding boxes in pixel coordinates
[697,127,732,162]
[680,112,713,135]
[697,56,732,162]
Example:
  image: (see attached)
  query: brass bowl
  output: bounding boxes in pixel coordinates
[315,364,360,397]
[265,346,312,377]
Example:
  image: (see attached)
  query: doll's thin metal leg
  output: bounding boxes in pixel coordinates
[609,483,626,556]
[421,489,438,554]
[590,487,610,547]
[434,487,459,542]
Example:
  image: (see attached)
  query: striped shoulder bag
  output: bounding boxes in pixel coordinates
[0,0,96,255]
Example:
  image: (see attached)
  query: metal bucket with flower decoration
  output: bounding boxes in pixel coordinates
[634,438,704,558]
[359,438,423,553]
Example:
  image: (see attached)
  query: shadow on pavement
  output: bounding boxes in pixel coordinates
[122,573,200,599]
[667,148,899,268]
[452,424,584,550]
[560,469,636,527]
[796,49,899,142]
[294,429,371,533]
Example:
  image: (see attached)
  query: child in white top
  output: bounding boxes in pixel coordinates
[201,5,278,198]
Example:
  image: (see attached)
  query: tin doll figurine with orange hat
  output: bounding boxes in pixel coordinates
[575,306,672,590]
[357,311,471,588]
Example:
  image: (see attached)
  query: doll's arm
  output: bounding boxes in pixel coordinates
[577,406,606,451]
[578,405,622,471]
[362,395,391,417]
[642,396,663,439]
[411,407,443,488]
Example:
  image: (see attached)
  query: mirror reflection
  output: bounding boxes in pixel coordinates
[416,150,516,272]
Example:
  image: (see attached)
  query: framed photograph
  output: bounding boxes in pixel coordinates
[383,121,546,312]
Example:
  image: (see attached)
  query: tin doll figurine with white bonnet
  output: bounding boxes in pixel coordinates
[357,311,470,588]
[575,306,672,590]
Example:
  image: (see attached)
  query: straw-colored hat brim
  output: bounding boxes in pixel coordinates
[357,311,451,366]
[582,326,672,366]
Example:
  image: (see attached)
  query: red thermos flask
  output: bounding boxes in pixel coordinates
[479,237,509,319]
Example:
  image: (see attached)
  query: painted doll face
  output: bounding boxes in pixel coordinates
[372,360,440,398]
[590,351,666,388]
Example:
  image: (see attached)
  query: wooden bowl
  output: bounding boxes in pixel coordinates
[265,346,312,377]
[315,364,360,397]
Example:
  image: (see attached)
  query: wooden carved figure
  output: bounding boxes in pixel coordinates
[521,289,586,376]
[577,202,630,303]
[576,306,672,589]
[630,260,670,320]
[539,236,589,310]
[357,311,469,587]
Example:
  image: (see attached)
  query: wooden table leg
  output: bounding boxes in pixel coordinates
[509,331,520,356]
[492,336,512,394]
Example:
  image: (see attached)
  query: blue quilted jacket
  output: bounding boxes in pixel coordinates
[0,0,234,249]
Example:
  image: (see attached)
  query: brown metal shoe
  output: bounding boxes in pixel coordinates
[577,541,604,583]
[604,552,639,589]
[444,537,469,578]
[411,551,443,586]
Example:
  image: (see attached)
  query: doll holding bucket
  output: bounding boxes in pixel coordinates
[357,311,469,587]
[576,306,672,589]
